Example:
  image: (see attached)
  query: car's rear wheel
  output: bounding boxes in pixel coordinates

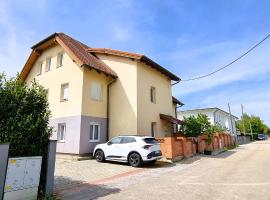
[128,152,142,167]
[95,149,105,162]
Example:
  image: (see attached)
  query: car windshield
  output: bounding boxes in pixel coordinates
[143,138,158,144]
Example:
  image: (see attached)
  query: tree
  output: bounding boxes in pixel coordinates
[183,114,211,137]
[237,113,269,134]
[0,73,52,195]
[183,114,225,149]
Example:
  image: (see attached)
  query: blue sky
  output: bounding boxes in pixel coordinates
[0,0,269,125]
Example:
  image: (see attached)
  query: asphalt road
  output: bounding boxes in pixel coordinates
[100,140,270,200]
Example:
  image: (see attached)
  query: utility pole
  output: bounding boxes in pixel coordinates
[241,104,246,135]
[228,103,235,135]
[228,103,237,144]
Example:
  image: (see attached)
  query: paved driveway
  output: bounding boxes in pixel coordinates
[55,140,270,200]
[54,159,139,191]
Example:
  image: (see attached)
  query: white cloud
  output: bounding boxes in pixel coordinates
[0,0,47,76]
[170,36,270,126]
[172,37,270,96]
[202,88,270,126]
[111,26,132,42]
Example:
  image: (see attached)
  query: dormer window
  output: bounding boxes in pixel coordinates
[45,57,51,72]
[57,52,64,67]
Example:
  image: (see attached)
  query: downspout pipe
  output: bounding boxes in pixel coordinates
[106,78,117,141]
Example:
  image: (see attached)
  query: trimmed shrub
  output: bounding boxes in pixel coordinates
[0,73,52,195]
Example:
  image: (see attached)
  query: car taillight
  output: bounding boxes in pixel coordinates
[142,145,153,149]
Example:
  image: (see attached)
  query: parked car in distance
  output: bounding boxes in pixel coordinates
[93,136,162,167]
[257,134,268,140]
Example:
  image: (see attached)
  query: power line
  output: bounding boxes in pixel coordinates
[181,34,270,82]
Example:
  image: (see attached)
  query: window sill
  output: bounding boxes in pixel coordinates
[89,140,100,143]
[60,99,69,102]
[56,65,63,68]
[58,140,65,143]
[91,98,102,102]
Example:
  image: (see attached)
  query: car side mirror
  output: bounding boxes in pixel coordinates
[107,141,112,145]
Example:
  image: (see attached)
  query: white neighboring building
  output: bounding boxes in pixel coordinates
[177,108,238,136]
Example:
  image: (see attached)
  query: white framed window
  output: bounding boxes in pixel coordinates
[37,62,43,76]
[89,122,100,142]
[151,122,157,137]
[91,82,102,101]
[57,52,64,67]
[150,86,156,103]
[45,57,51,72]
[57,123,66,142]
[60,83,69,101]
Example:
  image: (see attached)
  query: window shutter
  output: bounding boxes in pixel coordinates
[91,82,102,101]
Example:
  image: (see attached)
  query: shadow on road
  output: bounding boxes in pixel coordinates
[142,161,176,168]
[178,156,202,164]
[199,150,236,159]
[99,160,177,169]
[54,176,121,200]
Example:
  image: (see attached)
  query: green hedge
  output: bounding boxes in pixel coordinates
[0,74,52,195]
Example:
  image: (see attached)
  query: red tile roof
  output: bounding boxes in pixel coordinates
[88,48,180,81]
[21,33,180,81]
[56,33,117,77]
[21,33,117,80]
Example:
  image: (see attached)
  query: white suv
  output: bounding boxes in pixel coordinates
[93,136,162,167]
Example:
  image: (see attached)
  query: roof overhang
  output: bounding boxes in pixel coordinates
[179,107,238,119]
[160,114,184,124]
[172,96,184,106]
[20,33,117,80]
[88,48,181,81]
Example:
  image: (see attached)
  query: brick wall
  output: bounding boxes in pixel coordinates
[157,132,233,161]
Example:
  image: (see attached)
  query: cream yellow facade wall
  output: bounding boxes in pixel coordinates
[81,68,111,118]
[25,45,84,118]
[172,103,177,118]
[97,54,138,139]
[137,62,173,137]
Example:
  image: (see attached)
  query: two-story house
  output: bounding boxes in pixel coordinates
[20,33,182,155]
[178,108,238,136]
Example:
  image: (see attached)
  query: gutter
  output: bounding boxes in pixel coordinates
[172,80,180,86]
[106,78,117,141]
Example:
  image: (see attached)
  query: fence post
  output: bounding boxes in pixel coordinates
[0,143,9,200]
[44,140,57,196]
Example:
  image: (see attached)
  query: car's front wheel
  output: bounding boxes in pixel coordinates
[128,152,142,167]
[95,149,105,162]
